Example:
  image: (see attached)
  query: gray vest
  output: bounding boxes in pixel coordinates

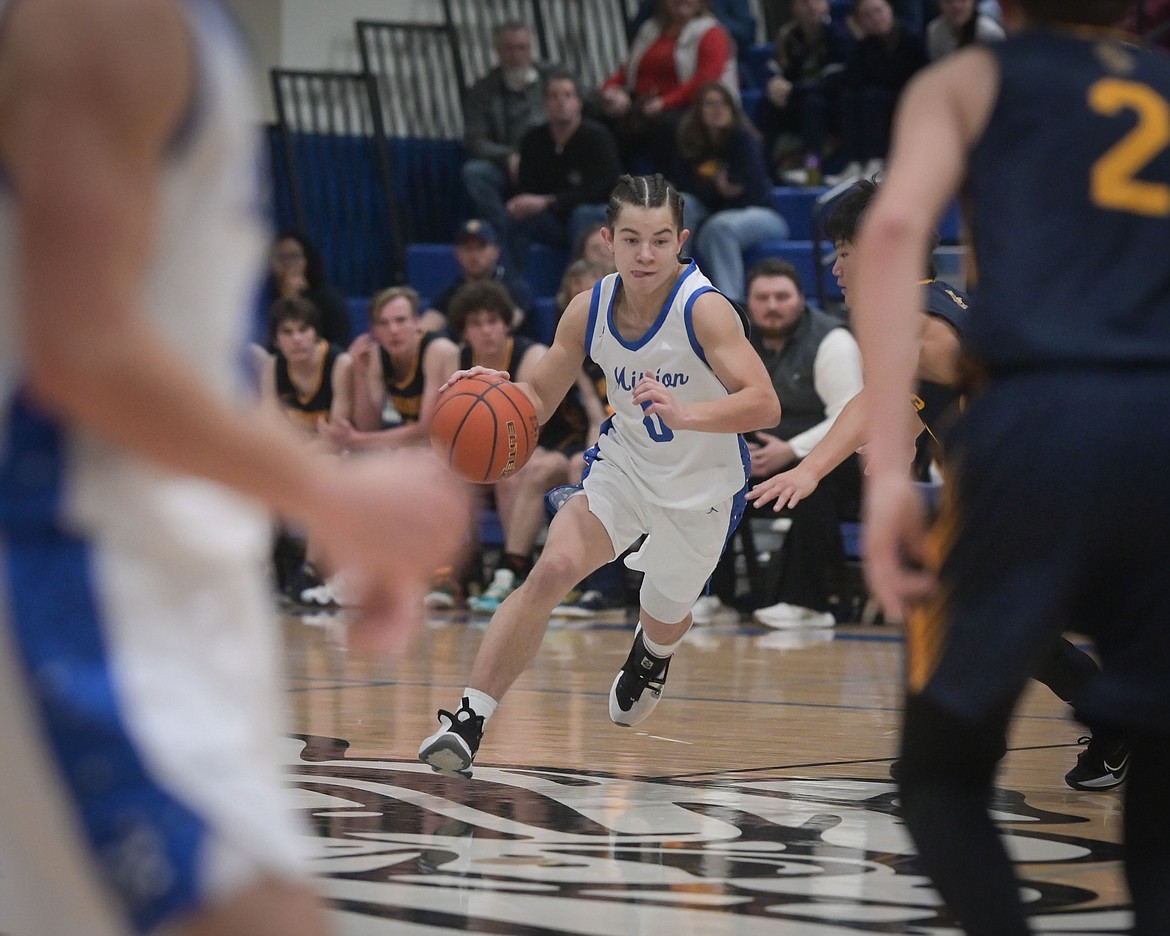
[753,307,845,442]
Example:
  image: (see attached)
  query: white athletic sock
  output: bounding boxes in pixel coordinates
[462,687,498,723]
[640,623,690,659]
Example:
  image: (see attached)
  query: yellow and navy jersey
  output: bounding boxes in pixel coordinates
[968,31,1170,371]
[538,357,610,457]
[912,280,970,446]
[457,334,535,375]
[380,331,440,424]
[274,341,342,432]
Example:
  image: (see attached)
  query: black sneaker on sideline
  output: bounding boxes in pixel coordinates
[609,628,671,726]
[418,698,484,777]
[282,561,325,606]
[1065,735,1129,791]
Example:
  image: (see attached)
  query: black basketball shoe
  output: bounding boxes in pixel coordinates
[1065,735,1129,791]
[609,628,671,726]
[418,698,484,777]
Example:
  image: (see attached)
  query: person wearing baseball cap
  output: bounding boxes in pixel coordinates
[420,219,533,338]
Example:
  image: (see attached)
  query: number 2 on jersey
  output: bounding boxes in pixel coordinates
[1088,78,1170,217]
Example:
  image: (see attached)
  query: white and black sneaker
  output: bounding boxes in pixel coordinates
[609,628,671,727]
[418,698,484,777]
[1065,735,1129,791]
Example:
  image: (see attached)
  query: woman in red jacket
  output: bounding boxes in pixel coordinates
[598,0,737,173]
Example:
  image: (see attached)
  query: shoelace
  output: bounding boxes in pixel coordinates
[620,655,670,702]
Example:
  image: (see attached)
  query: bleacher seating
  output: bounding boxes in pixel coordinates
[269,70,402,296]
[345,296,369,340]
[403,242,566,335]
[529,296,560,346]
[406,243,461,301]
[525,244,570,298]
[740,87,764,125]
[771,185,823,241]
[744,42,775,91]
[743,239,838,303]
[276,5,978,325]
[939,200,963,244]
[357,21,467,245]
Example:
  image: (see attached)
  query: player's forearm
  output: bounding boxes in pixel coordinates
[797,391,869,482]
[677,386,781,434]
[26,321,332,523]
[853,217,928,476]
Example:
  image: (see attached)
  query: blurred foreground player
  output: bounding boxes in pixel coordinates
[853,1,1170,933]
[0,2,469,934]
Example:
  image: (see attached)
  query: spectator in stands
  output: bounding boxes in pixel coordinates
[262,231,351,348]
[826,0,927,183]
[461,22,554,263]
[322,286,457,452]
[675,82,789,301]
[756,0,853,184]
[694,258,863,626]
[572,222,617,272]
[924,0,1003,60]
[324,287,463,612]
[261,297,356,605]
[261,297,354,440]
[504,70,622,277]
[629,0,759,74]
[421,219,533,337]
[598,0,737,174]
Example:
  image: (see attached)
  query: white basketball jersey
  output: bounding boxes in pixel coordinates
[0,9,308,933]
[586,262,749,510]
[0,0,270,550]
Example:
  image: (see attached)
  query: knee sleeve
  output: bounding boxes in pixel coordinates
[639,578,693,625]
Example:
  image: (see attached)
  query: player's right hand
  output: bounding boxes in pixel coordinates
[861,471,934,621]
[437,366,511,395]
[746,464,820,511]
[304,448,472,652]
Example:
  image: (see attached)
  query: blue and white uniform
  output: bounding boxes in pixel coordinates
[577,262,750,621]
[0,3,308,934]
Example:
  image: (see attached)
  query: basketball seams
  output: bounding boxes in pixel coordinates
[486,386,525,481]
[430,375,536,484]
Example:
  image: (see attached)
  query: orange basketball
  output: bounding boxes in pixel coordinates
[430,375,539,484]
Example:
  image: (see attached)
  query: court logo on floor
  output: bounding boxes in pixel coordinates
[285,735,1130,934]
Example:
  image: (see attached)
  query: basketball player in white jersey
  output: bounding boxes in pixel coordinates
[0,2,469,935]
[420,174,780,777]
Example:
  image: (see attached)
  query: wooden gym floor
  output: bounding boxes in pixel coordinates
[281,609,1131,935]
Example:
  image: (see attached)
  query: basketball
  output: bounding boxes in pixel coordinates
[430,375,539,484]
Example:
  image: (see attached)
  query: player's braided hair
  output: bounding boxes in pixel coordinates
[606,174,685,233]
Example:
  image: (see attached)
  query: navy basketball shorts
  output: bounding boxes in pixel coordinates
[906,369,1170,736]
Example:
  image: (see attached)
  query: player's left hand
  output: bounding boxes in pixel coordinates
[747,461,819,510]
[306,448,472,653]
[631,371,685,428]
[862,471,935,620]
